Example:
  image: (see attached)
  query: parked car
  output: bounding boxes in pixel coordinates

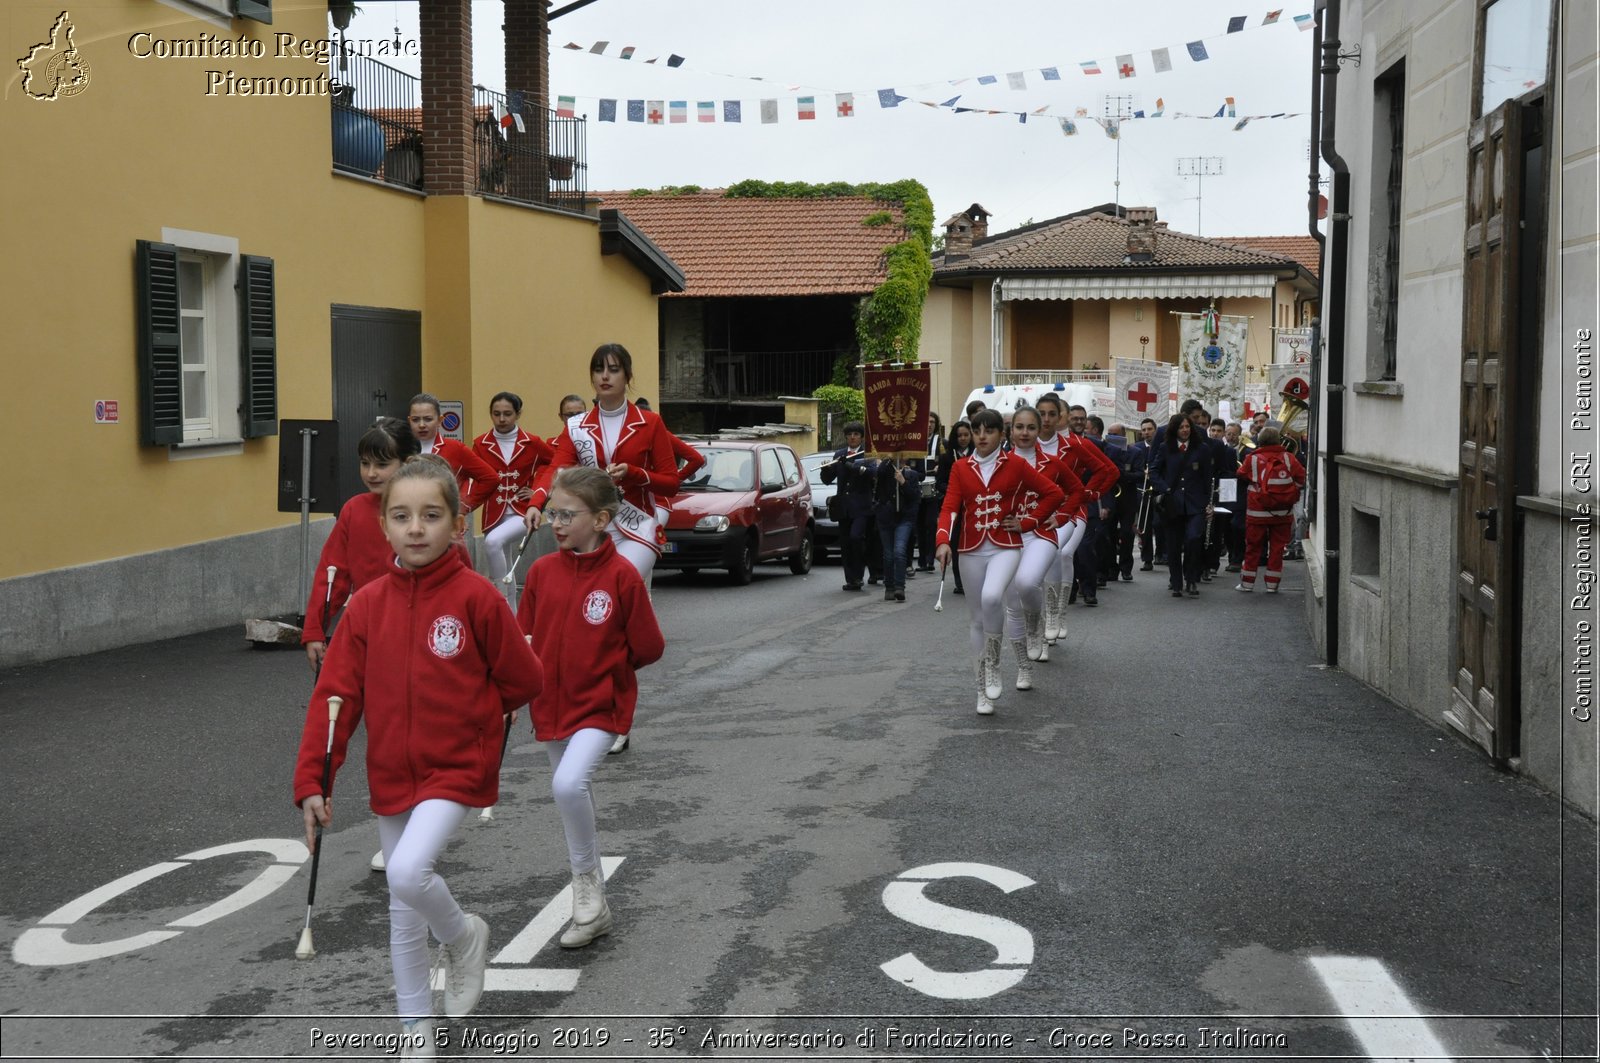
[799,450,841,561]
[659,440,814,583]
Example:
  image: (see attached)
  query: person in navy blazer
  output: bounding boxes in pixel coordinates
[1149,413,1215,598]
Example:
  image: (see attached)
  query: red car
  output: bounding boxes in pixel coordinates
[658,440,814,584]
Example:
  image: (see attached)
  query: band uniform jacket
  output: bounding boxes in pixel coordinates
[1038,431,1120,504]
[472,429,557,533]
[531,402,683,551]
[293,549,544,815]
[936,451,1067,552]
[821,447,878,520]
[1149,439,1216,517]
[1011,449,1087,546]
[421,436,498,514]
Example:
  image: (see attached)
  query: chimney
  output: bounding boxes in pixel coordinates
[1125,206,1158,262]
[943,213,973,259]
[967,203,991,241]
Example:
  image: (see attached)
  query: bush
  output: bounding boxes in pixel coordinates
[812,384,865,448]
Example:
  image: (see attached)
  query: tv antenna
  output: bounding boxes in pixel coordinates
[1175,156,1225,235]
[1103,94,1136,215]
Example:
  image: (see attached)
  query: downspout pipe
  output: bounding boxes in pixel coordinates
[1316,0,1351,667]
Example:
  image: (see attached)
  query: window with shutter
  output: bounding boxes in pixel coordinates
[239,255,278,438]
[136,241,184,445]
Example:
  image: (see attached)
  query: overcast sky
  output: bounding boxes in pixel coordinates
[344,0,1325,239]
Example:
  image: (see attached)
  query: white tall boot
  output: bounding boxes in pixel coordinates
[559,867,613,948]
[1023,609,1044,661]
[1011,639,1034,690]
[974,653,994,715]
[1042,585,1060,642]
[982,634,1003,701]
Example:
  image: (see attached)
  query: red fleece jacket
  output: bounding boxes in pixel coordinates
[293,550,544,814]
[516,537,664,741]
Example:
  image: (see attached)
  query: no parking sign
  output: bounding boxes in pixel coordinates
[439,400,465,442]
[94,400,119,424]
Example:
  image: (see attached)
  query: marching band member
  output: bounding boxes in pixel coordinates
[1034,394,1117,640]
[1150,413,1216,598]
[1002,406,1086,687]
[472,392,555,595]
[935,409,1065,716]
[821,421,879,592]
[407,394,499,521]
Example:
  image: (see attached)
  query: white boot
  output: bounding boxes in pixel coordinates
[559,867,613,948]
[370,849,386,872]
[440,914,490,1018]
[1012,639,1033,690]
[974,654,994,715]
[1042,585,1060,642]
[982,634,1003,701]
[399,1017,437,1059]
[1024,609,1044,661]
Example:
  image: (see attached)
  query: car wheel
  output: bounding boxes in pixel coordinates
[728,533,756,585]
[788,525,814,575]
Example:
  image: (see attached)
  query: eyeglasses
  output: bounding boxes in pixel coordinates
[544,507,592,526]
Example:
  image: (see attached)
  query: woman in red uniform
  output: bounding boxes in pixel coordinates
[472,391,555,593]
[1002,405,1087,681]
[934,409,1065,716]
[408,393,498,519]
[1034,393,1117,642]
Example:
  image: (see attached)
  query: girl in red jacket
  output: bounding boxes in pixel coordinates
[408,393,498,518]
[472,391,556,595]
[517,466,664,948]
[302,417,418,671]
[294,456,544,1046]
[1035,393,1116,643]
[934,409,1066,716]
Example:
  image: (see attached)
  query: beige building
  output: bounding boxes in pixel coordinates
[1,0,679,665]
[1305,0,1595,813]
[921,204,1320,421]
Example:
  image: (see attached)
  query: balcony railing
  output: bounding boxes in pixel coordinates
[994,368,1111,386]
[662,349,841,403]
[473,86,589,213]
[330,54,423,189]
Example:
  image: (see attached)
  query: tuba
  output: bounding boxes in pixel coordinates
[1276,374,1311,456]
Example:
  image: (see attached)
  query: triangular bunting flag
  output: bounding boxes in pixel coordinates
[1187,41,1209,61]
[598,98,616,122]
[563,42,582,50]
[1116,54,1136,78]
[940,95,961,107]
[723,100,742,123]
[836,92,854,117]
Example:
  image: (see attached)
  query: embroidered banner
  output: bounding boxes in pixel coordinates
[1177,313,1249,415]
[862,365,933,459]
[1113,357,1176,425]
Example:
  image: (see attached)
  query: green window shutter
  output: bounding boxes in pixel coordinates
[238,254,279,438]
[136,240,184,446]
[235,0,272,25]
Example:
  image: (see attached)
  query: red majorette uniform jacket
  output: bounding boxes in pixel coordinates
[302,492,391,645]
[936,451,1067,552]
[472,429,557,533]
[515,536,664,742]
[531,402,682,553]
[420,435,497,514]
[1038,431,1119,507]
[1010,447,1089,545]
[293,550,544,815]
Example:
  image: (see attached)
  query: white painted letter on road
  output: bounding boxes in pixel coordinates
[879,862,1035,999]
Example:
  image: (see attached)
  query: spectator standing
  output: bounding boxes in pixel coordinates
[1235,427,1307,593]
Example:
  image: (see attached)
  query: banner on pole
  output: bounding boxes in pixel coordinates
[1177,313,1248,415]
[863,365,933,458]
[1268,362,1311,405]
[1112,358,1174,426]
[1273,327,1313,365]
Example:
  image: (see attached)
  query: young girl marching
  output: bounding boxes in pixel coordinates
[301,417,418,672]
[516,466,664,947]
[1002,406,1087,687]
[525,344,680,754]
[1034,394,1117,644]
[294,456,544,1056]
[935,409,1065,715]
[408,393,499,519]
[471,392,556,596]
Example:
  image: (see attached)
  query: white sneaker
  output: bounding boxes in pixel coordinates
[1266,584,1279,594]
[440,914,490,1018]
[607,732,629,755]
[982,635,1003,701]
[1012,639,1033,690]
[559,868,613,948]
[1235,582,1252,592]
[370,849,386,872]
[400,1018,437,1059]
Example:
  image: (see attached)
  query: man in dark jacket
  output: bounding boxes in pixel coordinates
[821,422,878,591]
[1104,422,1143,582]
[874,457,923,601]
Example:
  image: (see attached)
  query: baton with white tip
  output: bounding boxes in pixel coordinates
[295,696,342,961]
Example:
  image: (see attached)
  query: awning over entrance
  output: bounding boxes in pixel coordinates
[999,274,1275,300]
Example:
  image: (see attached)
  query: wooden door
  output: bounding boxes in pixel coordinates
[1450,100,1521,758]
[330,305,422,509]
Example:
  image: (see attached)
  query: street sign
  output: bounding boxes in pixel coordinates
[94,400,119,424]
[439,400,465,442]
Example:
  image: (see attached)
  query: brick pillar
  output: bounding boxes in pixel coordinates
[503,0,551,202]
[421,0,475,195]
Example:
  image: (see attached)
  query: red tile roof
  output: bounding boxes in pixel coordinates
[1217,235,1323,279]
[589,189,904,298]
[937,212,1304,275]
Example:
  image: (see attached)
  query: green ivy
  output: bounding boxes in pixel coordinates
[861,211,895,227]
[812,384,865,445]
[629,185,703,196]
[722,178,934,366]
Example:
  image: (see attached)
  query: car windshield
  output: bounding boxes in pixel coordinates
[681,449,755,492]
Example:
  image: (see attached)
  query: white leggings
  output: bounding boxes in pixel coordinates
[543,727,615,874]
[483,513,526,584]
[609,527,657,581]
[1004,534,1059,639]
[1047,517,1087,590]
[377,799,472,1021]
[959,545,1021,654]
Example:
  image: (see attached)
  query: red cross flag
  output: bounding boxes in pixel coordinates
[1113,357,1175,426]
[836,92,854,118]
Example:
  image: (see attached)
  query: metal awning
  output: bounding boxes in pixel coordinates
[999,274,1275,301]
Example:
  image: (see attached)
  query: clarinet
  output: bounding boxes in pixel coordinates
[1203,477,1218,547]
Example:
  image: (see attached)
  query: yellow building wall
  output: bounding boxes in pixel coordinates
[1106,299,1160,362]
[1069,301,1111,368]
[0,2,665,582]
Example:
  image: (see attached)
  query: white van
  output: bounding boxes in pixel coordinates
[959,382,1107,421]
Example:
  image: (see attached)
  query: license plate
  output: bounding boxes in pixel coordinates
[661,542,678,554]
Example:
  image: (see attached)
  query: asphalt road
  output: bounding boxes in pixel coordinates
[1,557,1595,1061]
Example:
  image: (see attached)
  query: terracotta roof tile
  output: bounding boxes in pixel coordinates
[590,189,904,298]
[1216,235,1323,279]
[936,212,1306,275]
